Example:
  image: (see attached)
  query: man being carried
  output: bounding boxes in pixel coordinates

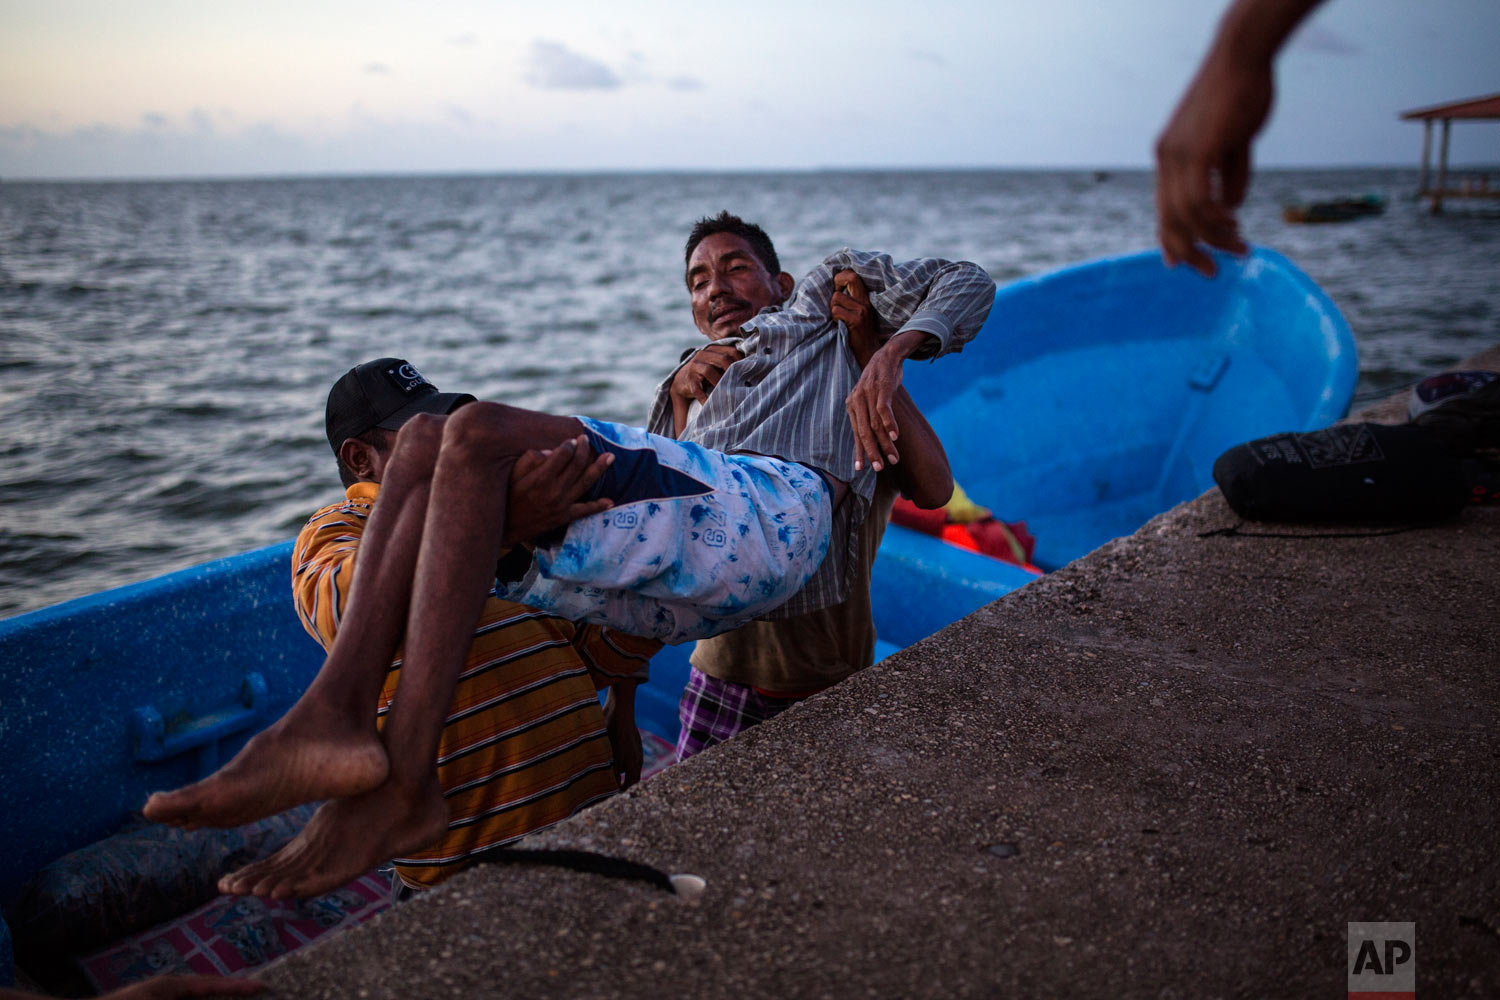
[658,212,978,759]
[217,360,661,899]
[146,242,992,896]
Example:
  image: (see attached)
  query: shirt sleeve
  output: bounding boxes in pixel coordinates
[803,249,996,360]
[290,498,370,652]
[569,625,661,689]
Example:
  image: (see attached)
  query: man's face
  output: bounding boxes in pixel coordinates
[687,232,788,340]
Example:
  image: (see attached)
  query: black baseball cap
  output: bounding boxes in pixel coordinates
[325,357,475,456]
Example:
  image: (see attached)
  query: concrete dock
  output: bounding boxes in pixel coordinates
[260,346,1500,999]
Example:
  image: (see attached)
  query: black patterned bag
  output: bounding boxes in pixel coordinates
[1211,422,1469,522]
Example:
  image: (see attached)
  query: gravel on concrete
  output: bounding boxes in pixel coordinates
[255,345,1500,999]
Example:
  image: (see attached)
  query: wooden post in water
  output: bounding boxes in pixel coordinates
[1433,118,1452,214]
[1402,94,1500,213]
[1417,119,1432,196]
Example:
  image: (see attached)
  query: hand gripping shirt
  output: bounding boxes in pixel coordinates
[647,249,994,616]
[292,482,661,889]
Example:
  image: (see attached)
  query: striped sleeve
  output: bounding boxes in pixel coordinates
[810,249,996,359]
[570,625,660,688]
[290,488,374,652]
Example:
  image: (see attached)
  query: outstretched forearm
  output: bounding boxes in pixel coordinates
[885,388,952,508]
[1211,0,1324,70]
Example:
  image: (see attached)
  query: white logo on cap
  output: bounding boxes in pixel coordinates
[388,363,430,393]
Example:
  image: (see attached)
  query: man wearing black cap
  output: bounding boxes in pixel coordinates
[323,358,476,487]
[147,359,662,898]
[144,297,964,895]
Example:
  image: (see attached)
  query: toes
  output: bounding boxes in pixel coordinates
[144,788,193,824]
[221,840,300,897]
[248,851,307,898]
[220,860,266,895]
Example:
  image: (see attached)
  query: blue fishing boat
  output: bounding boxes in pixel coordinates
[0,246,1356,986]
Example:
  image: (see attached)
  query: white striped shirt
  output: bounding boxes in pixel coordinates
[647,249,994,616]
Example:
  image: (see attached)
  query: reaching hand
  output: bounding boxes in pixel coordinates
[846,349,903,473]
[1154,51,1266,276]
[670,344,746,407]
[503,436,615,547]
[1155,0,1329,278]
[844,326,932,473]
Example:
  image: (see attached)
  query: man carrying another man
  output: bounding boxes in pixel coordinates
[656,212,988,760]
[145,224,993,899]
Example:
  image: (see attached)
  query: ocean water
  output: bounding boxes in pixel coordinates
[1,168,1496,618]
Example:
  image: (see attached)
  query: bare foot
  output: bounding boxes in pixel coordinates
[143,714,389,830]
[219,779,450,899]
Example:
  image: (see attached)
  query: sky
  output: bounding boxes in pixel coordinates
[1,0,1497,179]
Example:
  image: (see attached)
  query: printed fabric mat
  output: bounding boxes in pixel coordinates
[77,729,677,993]
[77,871,392,992]
[639,727,676,782]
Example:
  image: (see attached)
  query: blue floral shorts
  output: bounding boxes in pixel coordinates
[494,418,831,644]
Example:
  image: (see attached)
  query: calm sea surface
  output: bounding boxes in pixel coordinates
[1,168,1496,617]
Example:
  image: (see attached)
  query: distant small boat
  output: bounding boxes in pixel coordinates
[1282,194,1386,224]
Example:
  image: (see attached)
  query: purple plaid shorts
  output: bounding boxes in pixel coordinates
[675,667,807,762]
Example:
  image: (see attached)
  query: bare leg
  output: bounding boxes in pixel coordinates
[222,404,588,897]
[144,416,457,829]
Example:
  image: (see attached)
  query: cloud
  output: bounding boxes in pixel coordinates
[142,112,170,128]
[665,76,703,92]
[524,40,621,90]
[363,62,392,75]
[188,108,217,133]
[1291,23,1359,55]
[447,33,478,47]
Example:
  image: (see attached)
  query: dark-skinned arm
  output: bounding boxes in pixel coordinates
[1155,0,1326,275]
[668,343,745,436]
[602,681,643,788]
[834,271,953,509]
[571,624,659,790]
[502,436,615,547]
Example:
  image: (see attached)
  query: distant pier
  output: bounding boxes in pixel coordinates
[1401,93,1500,214]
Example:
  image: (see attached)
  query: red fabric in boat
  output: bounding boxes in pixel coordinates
[890,497,1040,572]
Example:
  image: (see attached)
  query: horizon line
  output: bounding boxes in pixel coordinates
[4,161,1491,185]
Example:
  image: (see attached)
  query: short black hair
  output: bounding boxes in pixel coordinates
[683,211,780,284]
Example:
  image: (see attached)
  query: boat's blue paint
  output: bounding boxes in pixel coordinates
[0,542,321,910]
[868,525,1043,647]
[907,246,1356,569]
[0,246,1355,977]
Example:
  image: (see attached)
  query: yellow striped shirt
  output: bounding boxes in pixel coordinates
[291,482,660,889]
